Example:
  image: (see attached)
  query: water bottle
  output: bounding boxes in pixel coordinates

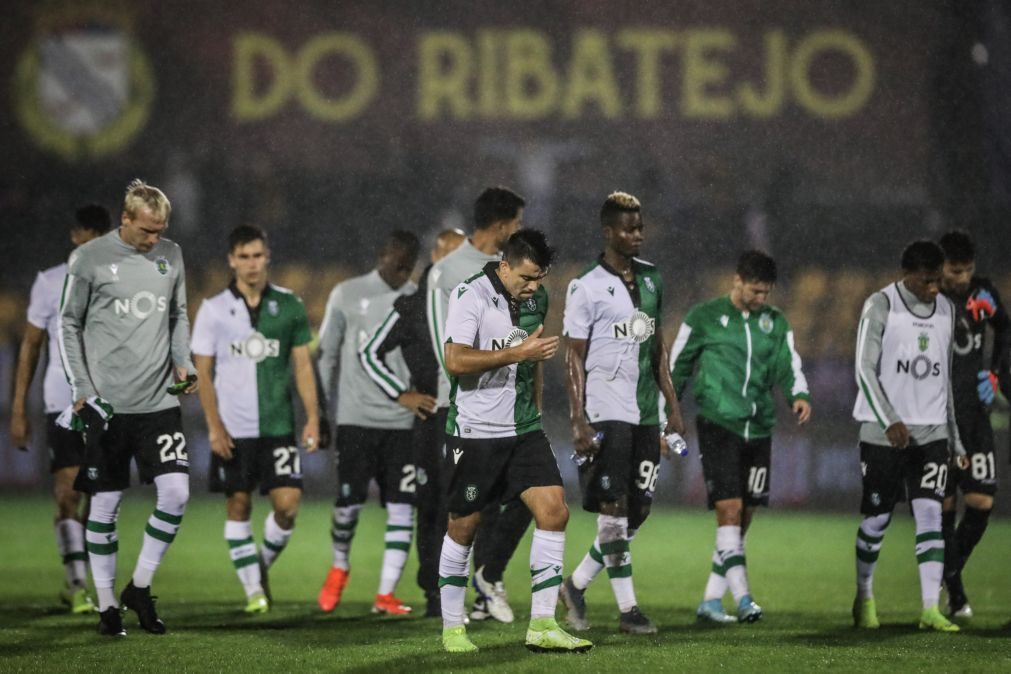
[570,431,604,466]
[663,431,689,457]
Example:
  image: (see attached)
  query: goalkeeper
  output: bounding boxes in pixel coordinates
[937,230,1010,621]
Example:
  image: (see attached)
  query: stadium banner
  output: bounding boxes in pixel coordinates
[2,0,942,202]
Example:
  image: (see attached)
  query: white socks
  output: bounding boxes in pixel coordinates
[855,512,890,599]
[55,518,87,588]
[86,490,122,610]
[598,515,637,612]
[378,502,413,595]
[716,525,749,602]
[439,535,471,628]
[912,499,944,609]
[530,529,565,619]
[261,511,294,570]
[225,519,262,598]
[331,505,362,571]
[132,473,188,589]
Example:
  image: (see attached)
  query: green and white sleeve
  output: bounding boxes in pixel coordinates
[359,307,408,400]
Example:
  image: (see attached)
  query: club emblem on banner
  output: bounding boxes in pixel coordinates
[14,4,155,161]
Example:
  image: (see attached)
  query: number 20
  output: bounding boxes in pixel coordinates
[400,465,417,493]
[920,462,948,491]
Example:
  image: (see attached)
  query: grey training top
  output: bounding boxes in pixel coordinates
[425,239,500,407]
[59,229,194,414]
[318,269,416,430]
[856,280,964,453]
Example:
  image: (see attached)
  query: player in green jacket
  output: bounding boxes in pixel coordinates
[670,250,811,624]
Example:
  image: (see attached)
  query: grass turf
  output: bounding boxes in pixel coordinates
[0,493,1008,672]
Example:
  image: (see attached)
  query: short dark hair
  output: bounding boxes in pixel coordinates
[503,229,556,271]
[901,240,945,273]
[938,230,975,264]
[736,250,777,284]
[74,204,111,234]
[600,191,641,228]
[228,225,267,252]
[474,186,525,230]
[384,229,421,261]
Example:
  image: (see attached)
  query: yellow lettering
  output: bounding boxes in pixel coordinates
[737,30,786,118]
[681,29,736,118]
[231,33,292,121]
[563,30,621,119]
[418,32,474,120]
[616,30,677,118]
[294,33,378,122]
[790,30,875,118]
[504,30,558,119]
[477,30,499,118]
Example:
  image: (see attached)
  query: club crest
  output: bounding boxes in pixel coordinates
[13,4,155,161]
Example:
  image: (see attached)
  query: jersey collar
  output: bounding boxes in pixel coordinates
[483,261,522,324]
[597,254,640,308]
[229,280,273,326]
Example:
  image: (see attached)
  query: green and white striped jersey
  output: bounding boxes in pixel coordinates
[426,240,500,407]
[191,282,311,438]
[563,257,663,426]
[444,263,548,439]
[59,230,193,414]
[318,270,416,430]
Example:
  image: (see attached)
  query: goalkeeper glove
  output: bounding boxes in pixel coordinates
[977,370,998,405]
[966,289,996,322]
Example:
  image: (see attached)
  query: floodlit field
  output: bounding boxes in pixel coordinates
[1,494,1008,672]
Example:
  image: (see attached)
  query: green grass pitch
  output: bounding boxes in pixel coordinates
[1,493,1008,672]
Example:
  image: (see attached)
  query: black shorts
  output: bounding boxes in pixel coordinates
[697,416,772,509]
[45,412,85,473]
[73,408,188,494]
[210,435,303,496]
[444,430,562,517]
[946,406,998,497]
[860,440,950,515]
[413,408,448,504]
[579,421,661,514]
[335,425,414,506]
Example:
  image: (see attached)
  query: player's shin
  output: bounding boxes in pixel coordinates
[331,504,361,570]
[438,535,471,627]
[598,515,637,611]
[261,511,293,569]
[56,518,88,588]
[87,491,123,610]
[955,505,990,569]
[378,502,414,595]
[132,473,188,589]
[855,513,890,599]
[224,520,262,597]
[570,538,604,590]
[716,525,749,601]
[530,529,565,619]
[703,549,729,600]
[912,499,945,609]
